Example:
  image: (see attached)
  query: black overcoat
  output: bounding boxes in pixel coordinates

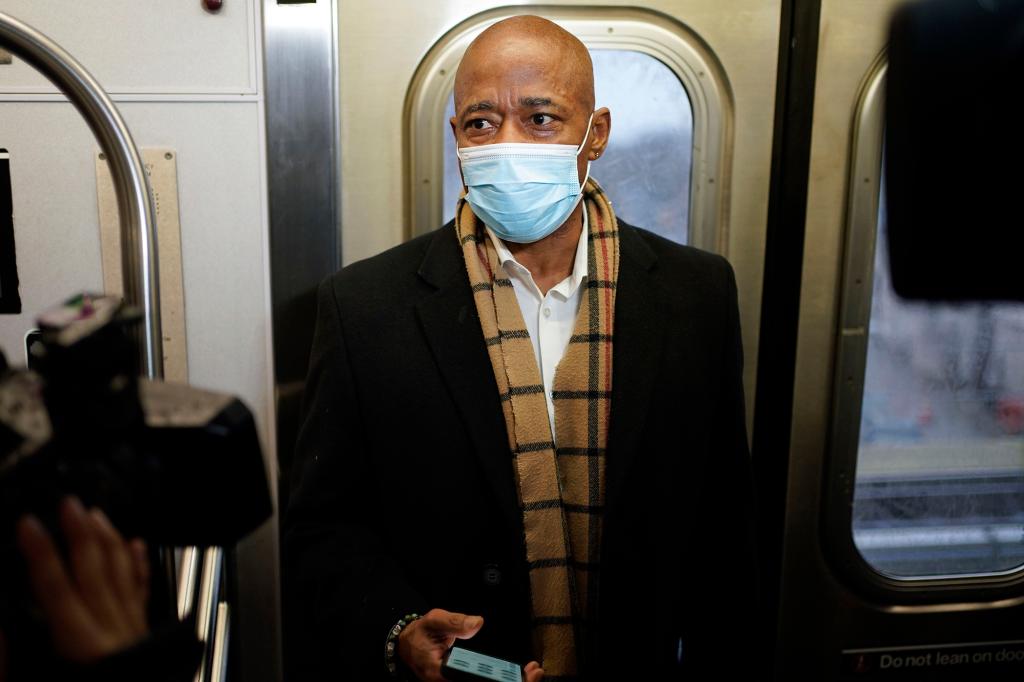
[282,219,758,681]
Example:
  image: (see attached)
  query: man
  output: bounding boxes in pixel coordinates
[284,15,757,682]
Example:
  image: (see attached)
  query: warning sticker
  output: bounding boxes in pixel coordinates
[842,640,1024,679]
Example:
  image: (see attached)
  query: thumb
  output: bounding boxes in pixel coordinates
[426,610,484,639]
[454,614,484,640]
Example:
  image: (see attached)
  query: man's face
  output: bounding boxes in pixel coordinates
[450,30,609,186]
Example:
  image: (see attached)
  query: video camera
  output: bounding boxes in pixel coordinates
[0,293,271,673]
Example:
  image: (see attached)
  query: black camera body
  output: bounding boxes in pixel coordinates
[0,294,272,672]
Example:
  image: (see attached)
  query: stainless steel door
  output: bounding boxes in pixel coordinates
[781,1,1024,678]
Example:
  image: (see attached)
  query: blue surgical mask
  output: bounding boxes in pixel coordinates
[457,114,594,244]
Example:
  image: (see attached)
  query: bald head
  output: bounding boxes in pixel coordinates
[454,15,595,116]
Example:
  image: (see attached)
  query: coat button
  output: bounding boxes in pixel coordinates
[482,563,502,586]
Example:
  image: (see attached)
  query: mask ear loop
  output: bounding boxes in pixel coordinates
[575,112,596,156]
[572,112,596,206]
[579,160,592,192]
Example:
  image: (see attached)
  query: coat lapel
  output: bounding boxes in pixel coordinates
[606,224,667,516]
[411,223,667,536]
[414,225,524,539]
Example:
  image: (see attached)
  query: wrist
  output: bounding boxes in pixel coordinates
[385,612,421,679]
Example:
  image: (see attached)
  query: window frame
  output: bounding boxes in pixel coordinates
[402,5,733,253]
[823,51,1024,603]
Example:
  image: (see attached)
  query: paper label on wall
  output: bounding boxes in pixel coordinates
[95,148,188,382]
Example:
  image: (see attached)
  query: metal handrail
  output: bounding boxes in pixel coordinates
[178,546,203,620]
[210,602,231,682]
[194,547,225,682]
[0,11,163,378]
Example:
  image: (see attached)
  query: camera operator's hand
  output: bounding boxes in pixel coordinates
[397,608,544,682]
[15,497,150,663]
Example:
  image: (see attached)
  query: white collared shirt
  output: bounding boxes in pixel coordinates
[486,208,589,441]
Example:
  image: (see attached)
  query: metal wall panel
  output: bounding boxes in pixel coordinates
[0,0,258,95]
[262,0,340,523]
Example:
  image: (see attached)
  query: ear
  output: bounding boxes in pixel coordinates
[587,107,611,161]
[450,115,466,189]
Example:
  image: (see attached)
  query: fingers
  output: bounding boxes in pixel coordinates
[15,514,98,660]
[16,500,149,663]
[89,509,147,634]
[524,660,545,682]
[15,514,94,628]
[59,498,127,634]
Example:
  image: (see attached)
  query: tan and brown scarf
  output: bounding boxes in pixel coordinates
[456,179,619,679]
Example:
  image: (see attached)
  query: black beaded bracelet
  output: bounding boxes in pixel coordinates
[385,612,422,679]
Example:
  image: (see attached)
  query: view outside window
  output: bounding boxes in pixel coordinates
[852,181,1024,577]
[443,49,694,244]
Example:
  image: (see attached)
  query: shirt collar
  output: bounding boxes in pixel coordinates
[485,203,589,299]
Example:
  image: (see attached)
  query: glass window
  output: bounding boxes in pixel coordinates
[442,49,694,244]
[852,177,1024,577]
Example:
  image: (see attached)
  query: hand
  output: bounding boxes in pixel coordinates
[397,608,543,682]
[14,497,150,663]
[397,609,481,682]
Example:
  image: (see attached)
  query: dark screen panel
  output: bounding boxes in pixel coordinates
[0,149,20,314]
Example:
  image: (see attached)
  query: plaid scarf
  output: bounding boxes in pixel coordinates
[455,179,619,679]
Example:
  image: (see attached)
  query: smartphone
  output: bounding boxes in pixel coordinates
[441,646,523,682]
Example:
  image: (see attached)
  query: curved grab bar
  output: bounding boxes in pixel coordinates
[0,11,163,378]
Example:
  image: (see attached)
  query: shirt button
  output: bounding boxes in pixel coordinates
[542,307,551,318]
[482,563,502,586]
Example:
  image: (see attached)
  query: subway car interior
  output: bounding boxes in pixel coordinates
[1,1,1022,680]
